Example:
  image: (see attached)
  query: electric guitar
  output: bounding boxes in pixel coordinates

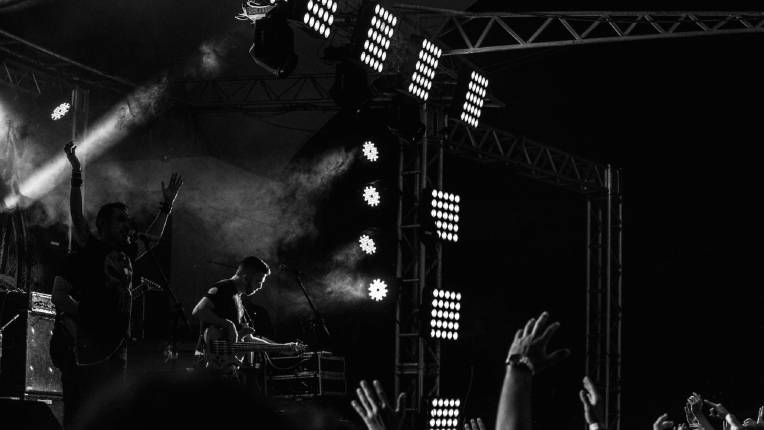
[202,325,306,375]
[52,277,163,366]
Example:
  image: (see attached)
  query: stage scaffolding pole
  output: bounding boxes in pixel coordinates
[585,166,623,430]
[395,103,445,427]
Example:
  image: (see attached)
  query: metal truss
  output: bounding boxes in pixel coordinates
[395,104,445,427]
[444,120,607,193]
[393,7,764,55]
[172,74,340,112]
[586,167,623,430]
[0,28,133,95]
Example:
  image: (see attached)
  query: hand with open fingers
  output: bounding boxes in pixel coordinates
[464,418,487,430]
[351,380,406,430]
[688,393,705,416]
[507,311,571,373]
[704,401,741,430]
[580,376,604,428]
[654,413,675,430]
[161,172,183,207]
[64,141,81,171]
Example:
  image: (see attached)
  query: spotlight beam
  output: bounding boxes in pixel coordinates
[2,80,167,209]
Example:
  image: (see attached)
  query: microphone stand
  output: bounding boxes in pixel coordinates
[138,236,189,370]
[292,271,331,348]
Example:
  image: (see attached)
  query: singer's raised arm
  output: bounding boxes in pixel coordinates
[65,142,89,247]
[135,172,182,260]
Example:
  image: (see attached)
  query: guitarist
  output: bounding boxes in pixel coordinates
[54,142,182,425]
[192,256,274,374]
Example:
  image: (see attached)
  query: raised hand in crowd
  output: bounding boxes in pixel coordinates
[496,311,571,430]
[686,392,715,430]
[705,400,742,430]
[351,379,406,430]
[740,406,764,429]
[464,418,487,430]
[580,376,605,429]
[653,413,675,430]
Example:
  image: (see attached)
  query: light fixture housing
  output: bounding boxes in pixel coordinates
[368,278,388,301]
[427,398,462,430]
[428,289,462,340]
[425,188,461,243]
[352,2,398,73]
[407,39,442,101]
[459,71,488,127]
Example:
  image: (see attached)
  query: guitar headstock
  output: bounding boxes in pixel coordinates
[289,341,308,354]
[139,277,163,292]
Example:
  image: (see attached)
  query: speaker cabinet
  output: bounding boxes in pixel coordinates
[0,397,61,430]
[0,310,62,396]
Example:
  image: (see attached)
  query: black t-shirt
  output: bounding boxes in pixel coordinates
[62,236,136,352]
[203,279,243,330]
[57,252,83,314]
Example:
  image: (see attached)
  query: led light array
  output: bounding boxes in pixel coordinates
[360,4,397,72]
[51,102,71,121]
[303,0,336,38]
[460,71,488,127]
[368,278,387,301]
[408,39,442,101]
[429,190,460,242]
[429,289,461,340]
[428,398,461,430]
[363,185,380,207]
[362,140,379,162]
[359,234,376,255]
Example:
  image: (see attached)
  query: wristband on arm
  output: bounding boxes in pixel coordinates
[71,170,82,187]
[505,354,536,375]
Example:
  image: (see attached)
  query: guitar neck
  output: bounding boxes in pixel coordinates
[209,341,293,352]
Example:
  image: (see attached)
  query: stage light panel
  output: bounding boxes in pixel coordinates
[460,71,488,128]
[359,234,377,255]
[362,140,379,162]
[363,185,381,207]
[427,398,462,430]
[51,102,70,121]
[429,189,461,242]
[302,0,336,38]
[359,4,397,72]
[368,278,388,301]
[408,39,442,101]
[428,289,462,340]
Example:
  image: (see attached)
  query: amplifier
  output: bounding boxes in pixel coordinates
[30,292,55,316]
[0,310,62,396]
[264,351,346,398]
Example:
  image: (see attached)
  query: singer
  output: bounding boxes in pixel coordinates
[49,142,183,428]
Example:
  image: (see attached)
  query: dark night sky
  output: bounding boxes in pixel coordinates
[3,1,764,429]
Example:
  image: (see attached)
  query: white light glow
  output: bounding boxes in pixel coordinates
[359,234,376,255]
[363,185,381,207]
[51,102,70,120]
[368,279,388,301]
[362,140,379,162]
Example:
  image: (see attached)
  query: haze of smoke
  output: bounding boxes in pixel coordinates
[191,33,238,79]
[2,30,234,216]
[177,147,356,265]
